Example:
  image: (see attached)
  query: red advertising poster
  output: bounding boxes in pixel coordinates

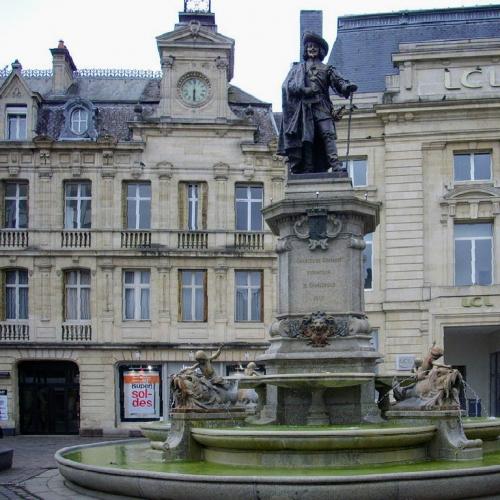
[123,371,160,419]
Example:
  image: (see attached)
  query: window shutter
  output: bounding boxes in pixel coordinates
[201,182,208,230]
[178,183,187,230]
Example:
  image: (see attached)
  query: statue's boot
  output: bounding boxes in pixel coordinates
[328,153,345,172]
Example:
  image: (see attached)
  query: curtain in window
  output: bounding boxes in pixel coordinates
[81,199,91,229]
[251,288,261,321]
[19,286,28,319]
[125,289,135,319]
[141,289,150,320]
[6,286,16,319]
[81,287,90,320]
[236,288,247,321]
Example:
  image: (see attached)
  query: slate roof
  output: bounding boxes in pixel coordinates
[0,73,276,143]
[330,5,500,93]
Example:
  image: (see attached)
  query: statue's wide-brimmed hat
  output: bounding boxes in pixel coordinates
[302,31,329,55]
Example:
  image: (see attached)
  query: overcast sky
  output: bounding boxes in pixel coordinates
[1,0,498,109]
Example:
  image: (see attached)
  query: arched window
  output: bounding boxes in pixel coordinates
[70,108,88,135]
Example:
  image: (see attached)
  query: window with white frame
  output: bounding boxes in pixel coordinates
[188,184,199,230]
[235,270,263,322]
[180,270,206,322]
[4,181,28,229]
[235,184,263,231]
[6,105,27,140]
[454,223,493,286]
[70,108,89,135]
[64,269,90,321]
[64,181,91,229]
[453,152,491,182]
[123,270,150,320]
[347,159,368,187]
[5,269,28,320]
[126,183,151,229]
[363,233,373,290]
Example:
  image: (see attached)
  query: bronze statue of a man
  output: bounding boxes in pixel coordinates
[278,32,357,174]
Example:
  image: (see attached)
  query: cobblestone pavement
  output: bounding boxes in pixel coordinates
[0,435,132,499]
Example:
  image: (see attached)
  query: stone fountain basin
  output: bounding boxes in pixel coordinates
[191,425,436,452]
[139,422,171,451]
[55,440,500,500]
[233,372,374,389]
[463,418,500,441]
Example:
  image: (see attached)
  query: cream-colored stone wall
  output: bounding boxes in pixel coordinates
[333,39,500,406]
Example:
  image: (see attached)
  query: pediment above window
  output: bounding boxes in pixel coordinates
[59,98,97,140]
[443,184,500,200]
[0,70,38,102]
[156,23,233,46]
[440,184,500,222]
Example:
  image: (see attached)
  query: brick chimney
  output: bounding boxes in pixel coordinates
[50,40,77,95]
[300,10,323,60]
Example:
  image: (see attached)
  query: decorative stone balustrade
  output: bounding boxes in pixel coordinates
[0,230,29,248]
[61,231,92,248]
[177,231,208,249]
[0,229,272,251]
[0,322,29,341]
[234,231,265,250]
[62,323,92,342]
[121,231,152,248]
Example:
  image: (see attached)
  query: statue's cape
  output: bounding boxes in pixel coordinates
[277,62,352,157]
[278,62,313,155]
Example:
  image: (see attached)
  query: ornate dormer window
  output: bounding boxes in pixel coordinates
[60,99,97,140]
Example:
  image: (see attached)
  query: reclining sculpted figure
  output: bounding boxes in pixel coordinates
[171,345,236,410]
[392,344,464,410]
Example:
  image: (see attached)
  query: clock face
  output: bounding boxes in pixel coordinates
[185,0,210,13]
[180,77,210,105]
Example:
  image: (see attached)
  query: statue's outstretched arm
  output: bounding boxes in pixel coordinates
[210,344,224,361]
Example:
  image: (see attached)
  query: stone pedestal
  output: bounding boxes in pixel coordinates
[257,175,381,425]
[386,409,483,460]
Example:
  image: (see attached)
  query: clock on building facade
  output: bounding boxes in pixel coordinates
[178,72,211,106]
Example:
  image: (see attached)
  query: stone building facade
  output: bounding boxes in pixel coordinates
[331,6,500,416]
[0,6,282,435]
[3,3,500,435]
